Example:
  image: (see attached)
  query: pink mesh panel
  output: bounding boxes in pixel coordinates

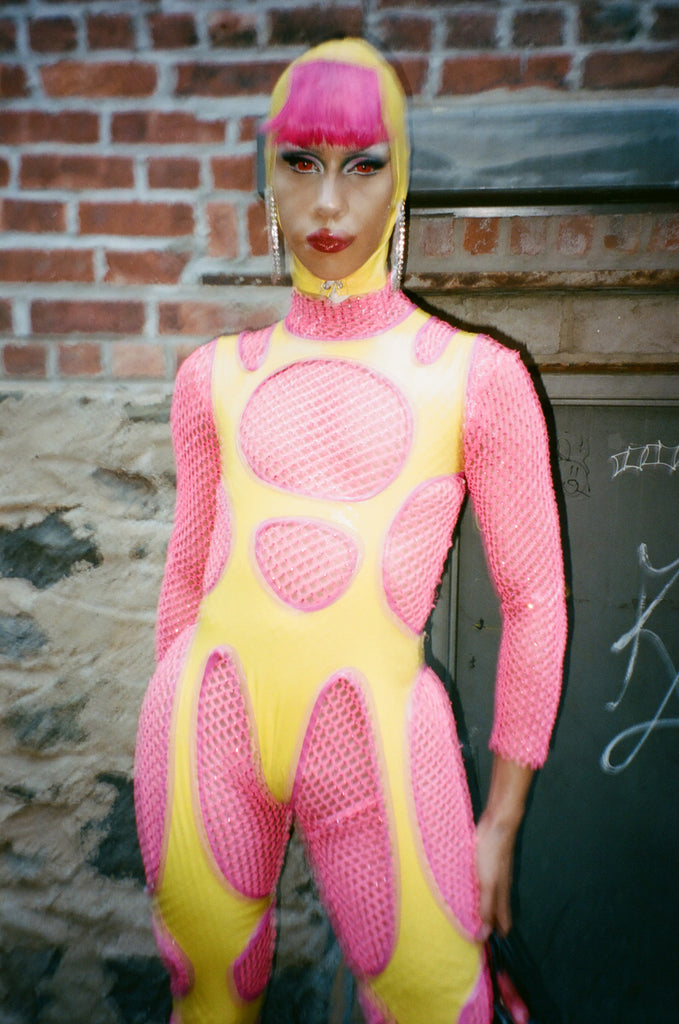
[458,956,493,1024]
[202,481,231,592]
[255,518,359,611]
[409,668,481,937]
[155,341,222,664]
[232,906,276,1002]
[238,325,274,371]
[357,986,397,1024]
[413,317,457,365]
[152,915,194,999]
[239,359,412,501]
[294,674,395,977]
[464,337,567,768]
[383,475,466,632]
[285,283,414,340]
[134,629,192,891]
[196,648,291,899]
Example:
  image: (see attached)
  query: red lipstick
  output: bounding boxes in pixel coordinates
[307,230,353,254]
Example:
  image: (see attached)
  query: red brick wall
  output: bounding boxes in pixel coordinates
[1,1,678,381]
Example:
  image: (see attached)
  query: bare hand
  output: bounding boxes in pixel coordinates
[475,813,518,941]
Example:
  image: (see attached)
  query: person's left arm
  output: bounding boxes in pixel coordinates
[463,336,568,938]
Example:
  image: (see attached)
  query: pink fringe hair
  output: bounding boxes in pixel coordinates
[262,60,388,149]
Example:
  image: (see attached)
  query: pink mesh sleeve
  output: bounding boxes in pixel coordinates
[464,336,567,768]
[154,340,221,664]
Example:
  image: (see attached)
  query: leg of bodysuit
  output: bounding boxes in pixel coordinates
[136,641,292,1024]
[294,669,493,1024]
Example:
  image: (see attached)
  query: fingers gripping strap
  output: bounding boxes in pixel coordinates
[409,668,482,937]
[294,674,396,977]
[196,649,292,899]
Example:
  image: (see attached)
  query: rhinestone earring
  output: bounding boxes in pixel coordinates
[390,200,407,292]
[265,187,282,283]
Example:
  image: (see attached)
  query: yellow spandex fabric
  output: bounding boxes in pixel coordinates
[152,311,485,1024]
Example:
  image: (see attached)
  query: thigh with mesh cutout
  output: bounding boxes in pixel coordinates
[195,647,292,899]
[135,628,193,891]
[293,673,396,978]
[408,667,482,938]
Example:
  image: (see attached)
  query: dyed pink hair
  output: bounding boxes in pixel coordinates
[263,60,388,149]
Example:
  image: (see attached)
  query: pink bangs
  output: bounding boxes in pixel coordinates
[263,60,388,149]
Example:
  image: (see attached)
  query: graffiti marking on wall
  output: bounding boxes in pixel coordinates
[558,436,591,497]
[610,441,679,478]
[601,544,679,774]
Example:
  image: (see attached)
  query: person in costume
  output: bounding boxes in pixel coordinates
[134,37,567,1024]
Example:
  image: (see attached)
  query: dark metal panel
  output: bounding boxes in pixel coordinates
[409,101,679,205]
[257,101,679,207]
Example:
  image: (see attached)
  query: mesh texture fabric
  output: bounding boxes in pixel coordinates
[196,649,292,899]
[135,628,192,891]
[255,517,359,611]
[238,325,274,371]
[285,283,414,340]
[413,317,456,365]
[232,906,276,1002]
[458,961,494,1024]
[152,914,194,999]
[294,674,396,977]
[239,359,412,501]
[154,341,222,665]
[464,336,567,768]
[383,475,466,632]
[409,667,481,937]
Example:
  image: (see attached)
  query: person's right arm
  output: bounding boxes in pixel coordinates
[154,340,221,664]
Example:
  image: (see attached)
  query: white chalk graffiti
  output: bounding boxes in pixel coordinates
[601,544,679,774]
[610,441,679,477]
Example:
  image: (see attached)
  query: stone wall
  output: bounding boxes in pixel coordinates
[1,0,678,1021]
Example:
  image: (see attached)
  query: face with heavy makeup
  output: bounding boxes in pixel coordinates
[264,40,409,290]
[272,141,394,282]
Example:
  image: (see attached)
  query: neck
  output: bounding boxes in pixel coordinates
[290,238,390,301]
[285,281,414,340]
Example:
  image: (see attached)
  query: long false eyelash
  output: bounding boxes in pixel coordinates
[279,149,319,170]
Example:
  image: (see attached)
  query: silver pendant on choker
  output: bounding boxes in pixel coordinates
[320,280,345,303]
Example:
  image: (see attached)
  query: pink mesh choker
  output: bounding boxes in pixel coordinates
[284,284,415,341]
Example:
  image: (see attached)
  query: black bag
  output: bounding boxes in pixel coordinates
[487,933,531,1024]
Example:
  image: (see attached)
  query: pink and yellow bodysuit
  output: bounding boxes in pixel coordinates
[134,39,567,1024]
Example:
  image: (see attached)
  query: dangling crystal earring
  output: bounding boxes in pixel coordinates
[390,201,407,292]
[265,187,282,283]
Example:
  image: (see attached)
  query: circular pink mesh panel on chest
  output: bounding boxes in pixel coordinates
[408,668,481,937]
[134,628,192,891]
[294,674,396,976]
[196,649,292,899]
[255,518,359,611]
[383,475,466,632]
[239,359,412,500]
